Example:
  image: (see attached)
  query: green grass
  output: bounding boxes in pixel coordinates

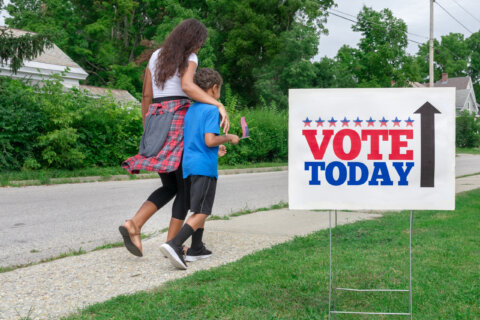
[456,147,480,155]
[0,162,287,187]
[0,234,157,274]
[64,190,480,319]
[0,248,86,273]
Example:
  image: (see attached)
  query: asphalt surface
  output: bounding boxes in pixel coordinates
[1,154,479,268]
[0,171,288,267]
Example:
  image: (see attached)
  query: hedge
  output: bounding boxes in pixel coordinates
[0,77,288,172]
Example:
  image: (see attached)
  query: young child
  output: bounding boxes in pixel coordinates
[160,68,239,270]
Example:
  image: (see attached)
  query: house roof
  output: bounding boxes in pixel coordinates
[434,76,470,90]
[79,85,139,104]
[2,28,85,70]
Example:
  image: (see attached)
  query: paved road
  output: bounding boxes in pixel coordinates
[455,153,480,176]
[0,171,288,267]
[1,153,479,268]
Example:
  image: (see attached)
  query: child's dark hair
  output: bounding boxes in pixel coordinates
[194,68,223,91]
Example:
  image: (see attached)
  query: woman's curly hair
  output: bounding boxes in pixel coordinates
[155,19,208,89]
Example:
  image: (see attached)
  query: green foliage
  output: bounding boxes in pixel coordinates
[0,77,45,169]
[5,0,334,105]
[219,95,288,165]
[456,111,480,148]
[0,76,142,171]
[0,76,286,172]
[0,28,53,73]
[348,6,414,87]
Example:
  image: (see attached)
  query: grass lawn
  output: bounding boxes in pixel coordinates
[0,162,287,186]
[457,147,480,155]
[64,189,480,320]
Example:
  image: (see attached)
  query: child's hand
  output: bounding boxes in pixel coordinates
[218,144,227,157]
[228,134,240,145]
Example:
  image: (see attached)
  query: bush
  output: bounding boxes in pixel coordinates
[219,89,288,165]
[0,77,46,170]
[456,111,480,148]
[0,76,287,172]
[0,76,142,171]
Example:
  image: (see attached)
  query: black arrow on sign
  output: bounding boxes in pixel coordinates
[414,102,441,187]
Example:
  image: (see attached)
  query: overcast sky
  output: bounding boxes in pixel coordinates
[318,0,480,58]
[1,0,479,58]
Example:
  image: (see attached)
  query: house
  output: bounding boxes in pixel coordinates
[0,28,138,104]
[433,74,478,114]
[412,74,479,114]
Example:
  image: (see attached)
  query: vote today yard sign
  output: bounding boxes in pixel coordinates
[289,88,456,211]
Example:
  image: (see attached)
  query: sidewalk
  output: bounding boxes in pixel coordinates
[1,175,479,320]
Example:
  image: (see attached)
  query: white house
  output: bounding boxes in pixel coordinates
[0,28,138,104]
[412,73,479,114]
[433,74,478,114]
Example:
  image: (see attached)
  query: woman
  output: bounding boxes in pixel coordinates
[119,19,229,257]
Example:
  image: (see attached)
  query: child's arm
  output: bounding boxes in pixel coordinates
[205,133,239,148]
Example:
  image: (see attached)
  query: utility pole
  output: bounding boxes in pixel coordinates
[429,0,434,87]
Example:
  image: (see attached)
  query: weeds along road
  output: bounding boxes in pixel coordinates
[0,171,288,267]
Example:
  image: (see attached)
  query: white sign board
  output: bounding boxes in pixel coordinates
[289,88,456,211]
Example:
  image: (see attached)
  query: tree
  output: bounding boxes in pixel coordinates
[416,33,470,82]
[0,0,52,73]
[5,0,335,105]
[467,31,480,103]
[351,6,414,87]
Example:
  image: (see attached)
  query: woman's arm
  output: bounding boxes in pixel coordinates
[181,61,230,133]
[141,67,153,126]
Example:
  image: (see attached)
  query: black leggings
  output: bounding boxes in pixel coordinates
[147,164,189,220]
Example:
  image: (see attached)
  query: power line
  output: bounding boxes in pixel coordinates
[327,9,480,75]
[448,0,480,25]
[330,8,429,40]
[327,11,424,45]
[435,0,474,34]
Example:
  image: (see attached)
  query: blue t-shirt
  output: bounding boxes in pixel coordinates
[183,102,220,178]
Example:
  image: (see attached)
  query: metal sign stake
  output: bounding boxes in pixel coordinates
[328,210,414,318]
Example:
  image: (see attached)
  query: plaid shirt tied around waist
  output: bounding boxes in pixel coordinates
[122,98,192,174]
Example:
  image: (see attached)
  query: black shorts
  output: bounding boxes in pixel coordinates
[188,175,217,215]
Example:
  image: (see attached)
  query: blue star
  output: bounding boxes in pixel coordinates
[379,117,389,127]
[366,117,376,127]
[353,117,363,127]
[392,117,401,127]
[341,117,350,127]
[303,117,312,127]
[405,117,414,127]
[328,117,337,127]
[315,117,325,127]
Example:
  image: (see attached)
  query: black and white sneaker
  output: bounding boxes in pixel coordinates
[160,242,187,270]
[185,245,212,262]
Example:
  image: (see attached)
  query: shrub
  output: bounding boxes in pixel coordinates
[0,76,287,172]
[0,77,46,170]
[220,92,288,165]
[456,111,480,148]
[0,76,142,171]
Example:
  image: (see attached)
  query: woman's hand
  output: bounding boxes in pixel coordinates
[217,103,230,134]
